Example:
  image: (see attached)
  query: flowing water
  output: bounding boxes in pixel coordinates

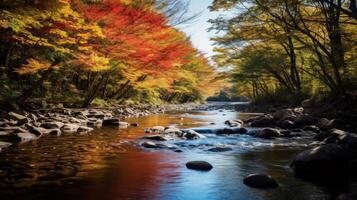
[0,103,355,200]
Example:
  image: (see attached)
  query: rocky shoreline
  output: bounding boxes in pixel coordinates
[0,105,166,151]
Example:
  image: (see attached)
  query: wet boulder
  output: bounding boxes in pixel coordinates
[224,120,243,127]
[273,109,296,121]
[316,118,345,131]
[254,128,281,139]
[26,125,48,137]
[102,118,121,126]
[279,120,295,129]
[164,127,182,135]
[243,174,279,189]
[291,144,357,180]
[48,129,62,136]
[182,130,206,140]
[250,115,276,128]
[61,124,80,133]
[186,161,213,171]
[0,131,37,143]
[142,135,168,141]
[41,121,64,129]
[208,147,232,152]
[294,115,319,127]
[77,126,94,133]
[7,112,27,121]
[141,141,158,148]
[339,133,357,149]
[216,128,248,135]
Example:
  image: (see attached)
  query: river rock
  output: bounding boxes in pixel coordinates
[254,128,281,139]
[273,109,295,121]
[291,144,357,180]
[0,131,37,142]
[26,125,47,137]
[208,147,232,152]
[243,174,279,189]
[77,126,94,133]
[250,115,276,127]
[7,112,27,121]
[339,133,357,149]
[41,122,64,129]
[186,161,213,171]
[294,114,319,126]
[224,120,243,127]
[279,120,295,129]
[316,118,344,131]
[182,130,206,140]
[301,99,313,108]
[145,126,165,133]
[164,127,182,135]
[118,122,129,127]
[48,129,62,136]
[102,118,121,126]
[61,124,80,133]
[142,135,168,141]
[216,128,248,135]
[141,141,158,148]
[303,125,320,133]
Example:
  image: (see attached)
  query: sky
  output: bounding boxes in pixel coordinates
[178,0,223,57]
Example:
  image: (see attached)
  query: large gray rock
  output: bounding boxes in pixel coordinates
[7,112,30,125]
[291,144,357,179]
[41,122,64,129]
[243,174,279,189]
[186,161,213,171]
[254,128,281,139]
[182,130,206,140]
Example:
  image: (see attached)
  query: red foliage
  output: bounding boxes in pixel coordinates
[75,0,196,74]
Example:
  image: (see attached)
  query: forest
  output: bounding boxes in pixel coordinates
[210,0,356,109]
[0,0,221,108]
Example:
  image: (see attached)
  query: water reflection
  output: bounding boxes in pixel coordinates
[0,110,355,200]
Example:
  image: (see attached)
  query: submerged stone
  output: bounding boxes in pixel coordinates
[186,161,213,171]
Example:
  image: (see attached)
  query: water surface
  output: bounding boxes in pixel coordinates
[0,107,355,200]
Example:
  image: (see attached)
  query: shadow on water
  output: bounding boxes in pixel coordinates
[0,106,356,200]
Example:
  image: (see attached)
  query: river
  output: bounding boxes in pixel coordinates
[0,103,354,200]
